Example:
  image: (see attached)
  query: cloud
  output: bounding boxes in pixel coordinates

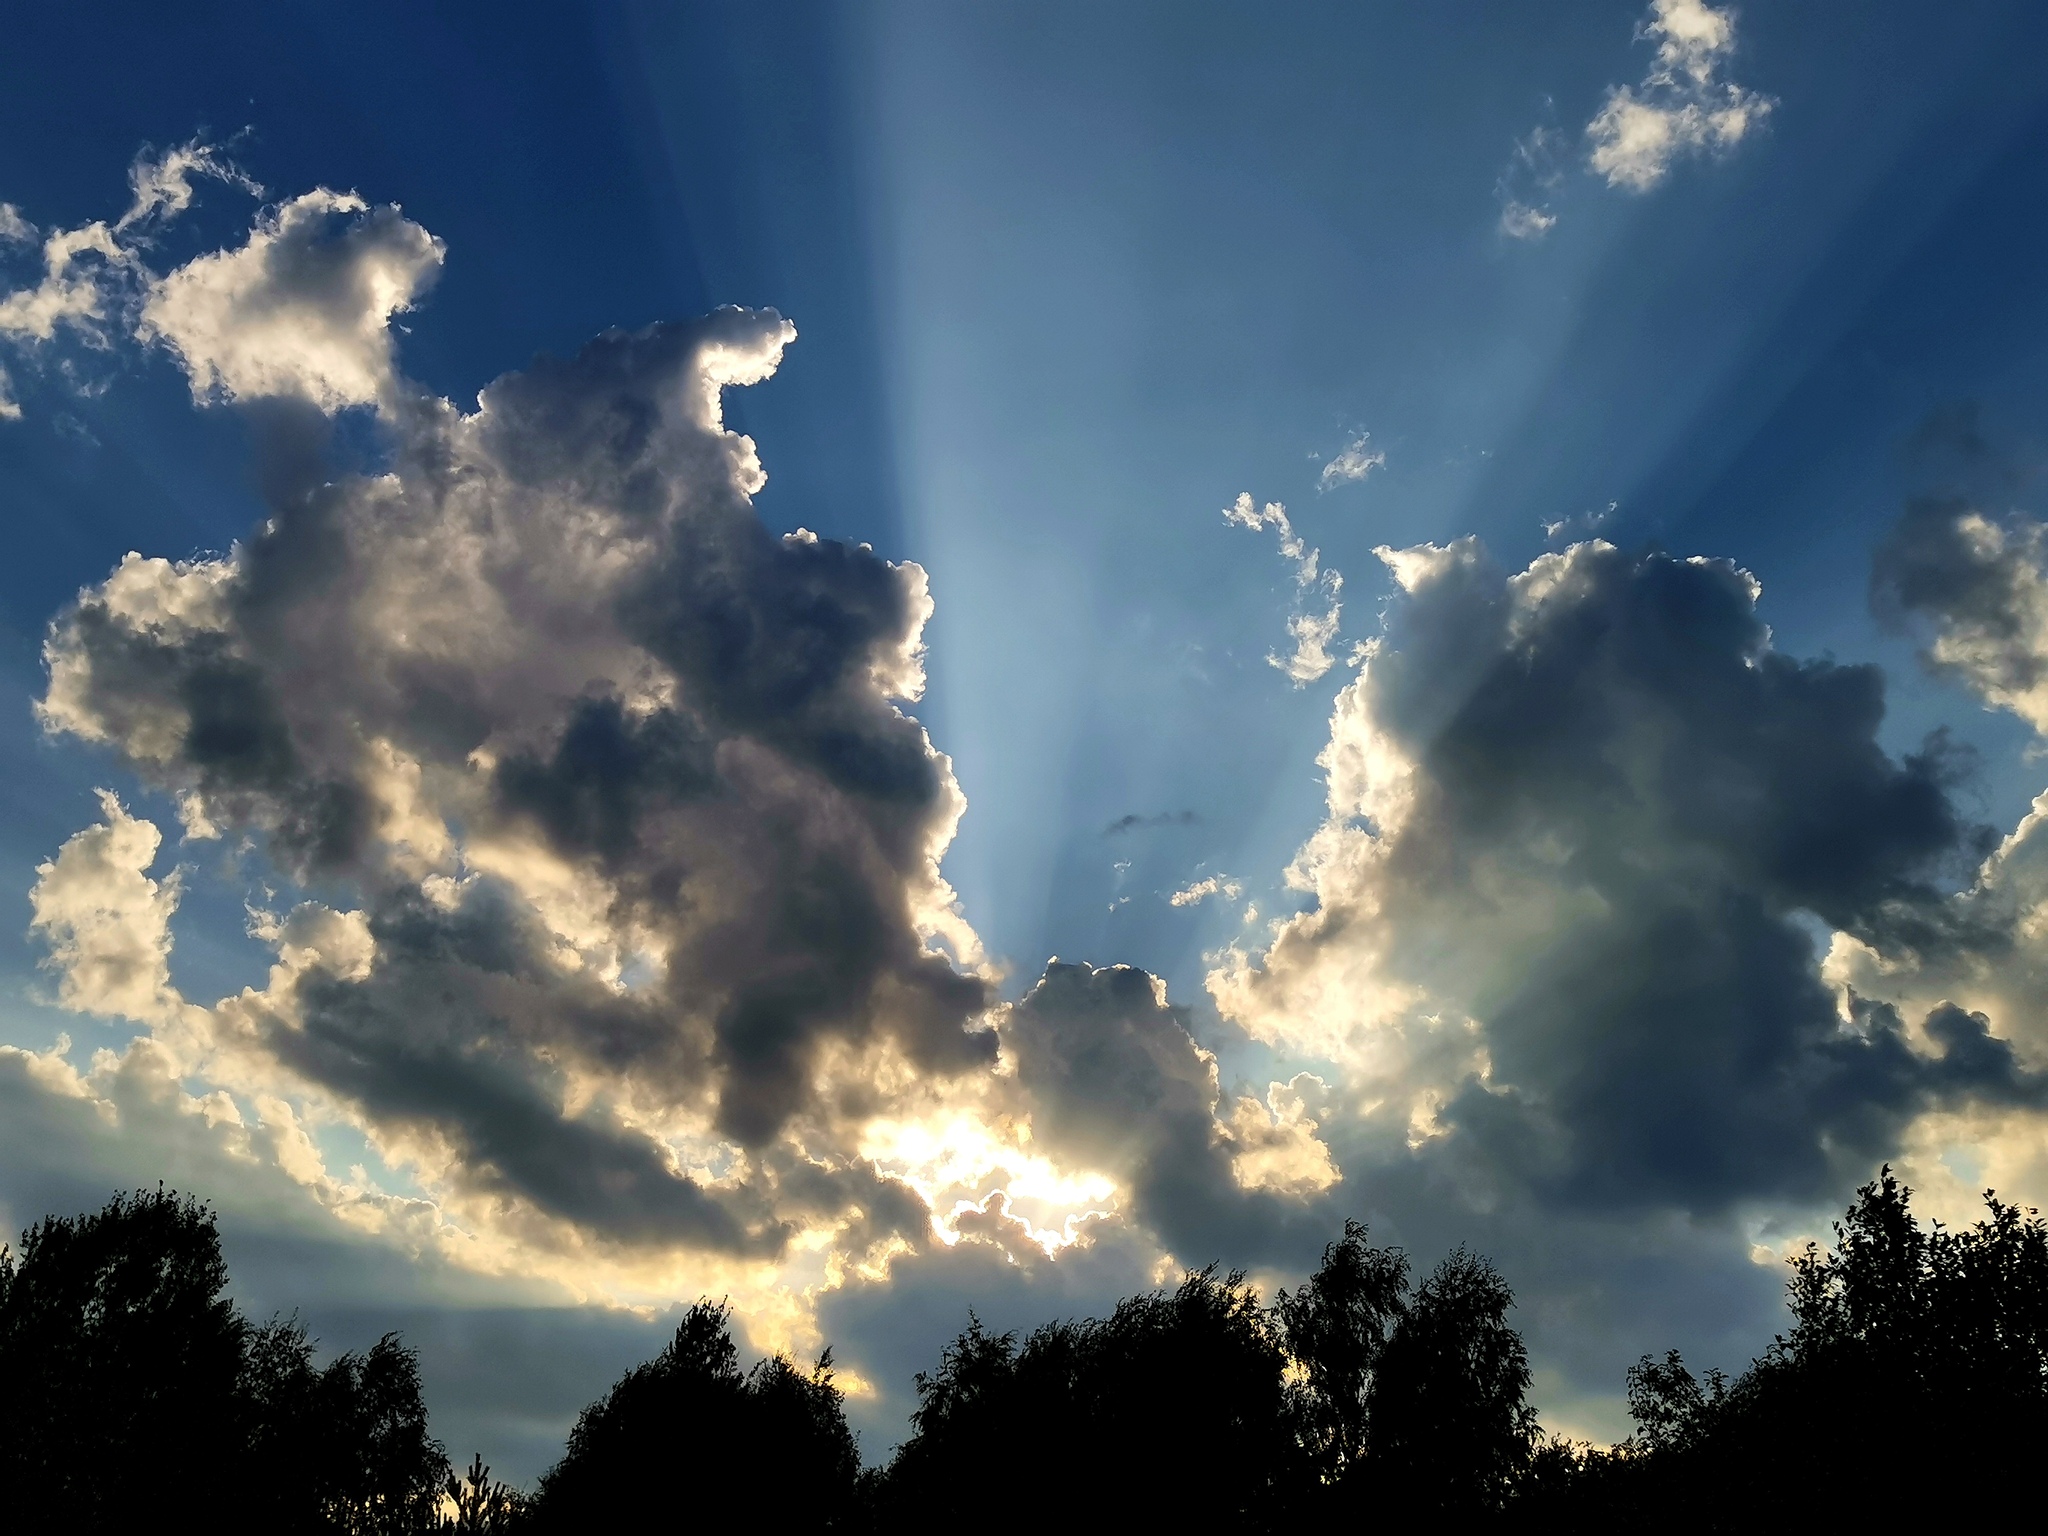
[0,140,438,420]
[0,219,137,349]
[140,189,444,410]
[1872,499,2048,734]
[27,790,189,1024]
[1542,500,1619,543]
[1211,537,2027,1212]
[28,146,2048,1449]
[1003,962,1335,1258]
[1318,432,1385,492]
[33,298,1014,1271]
[1586,0,1774,192]
[1168,873,1241,908]
[1224,492,1344,685]
[0,140,257,410]
[1495,125,1565,240]
[117,139,259,231]
[1498,202,1558,241]
[1825,501,2048,1200]
[1102,810,1199,838]
[16,155,1349,1350]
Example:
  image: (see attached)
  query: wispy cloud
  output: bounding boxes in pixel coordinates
[1317,431,1385,492]
[1225,492,1344,685]
[1495,123,1565,241]
[1542,500,1619,542]
[1587,0,1773,192]
[0,139,260,411]
[1169,873,1241,908]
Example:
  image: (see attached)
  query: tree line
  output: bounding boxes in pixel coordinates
[4,1169,2040,1531]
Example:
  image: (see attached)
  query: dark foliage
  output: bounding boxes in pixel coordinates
[12,1168,2038,1535]
[0,1189,247,1531]
[871,1265,1301,1533]
[529,1299,857,1530]
[1277,1218,1409,1478]
[0,1188,471,1534]
[1364,1247,1537,1515]
[1530,1169,2048,1529]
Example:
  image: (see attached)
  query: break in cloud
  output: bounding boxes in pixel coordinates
[9,144,2048,1432]
[1498,0,1773,239]
[1835,503,2048,1176]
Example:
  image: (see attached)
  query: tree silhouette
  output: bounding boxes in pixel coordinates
[0,1188,247,1531]
[531,1299,856,1531]
[0,1189,456,1534]
[444,1455,529,1533]
[1276,1218,1409,1480]
[1367,1247,1537,1515]
[1537,1169,2048,1528]
[26,1173,2034,1533]
[875,1266,1306,1533]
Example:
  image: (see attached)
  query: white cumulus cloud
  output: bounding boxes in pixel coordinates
[1587,0,1774,192]
[1169,873,1242,908]
[140,189,444,410]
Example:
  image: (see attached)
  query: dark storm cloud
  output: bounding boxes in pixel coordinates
[1871,498,2048,731]
[1230,537,2028,1213]
[39,295,996,1250]
[1007,961,1332,1259]
[253,886,783,1256]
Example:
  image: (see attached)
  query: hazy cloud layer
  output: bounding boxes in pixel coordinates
[1495,126,1564,242]
[1317,431,1385,492]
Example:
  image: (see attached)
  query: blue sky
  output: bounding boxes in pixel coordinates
[7,0,2048,1477]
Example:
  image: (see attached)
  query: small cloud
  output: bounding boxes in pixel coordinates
[1542,500,1619,542]
[1587,0,1774,192]
[1495,123,1565,239]
[1317,432,1385,492]
[1103,811,1200,838]
[1224,491,1345,686]
[1169,873,1242,908]
[1499,200,1558,241]
[0,203,33,244]
[117,139,259,233]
